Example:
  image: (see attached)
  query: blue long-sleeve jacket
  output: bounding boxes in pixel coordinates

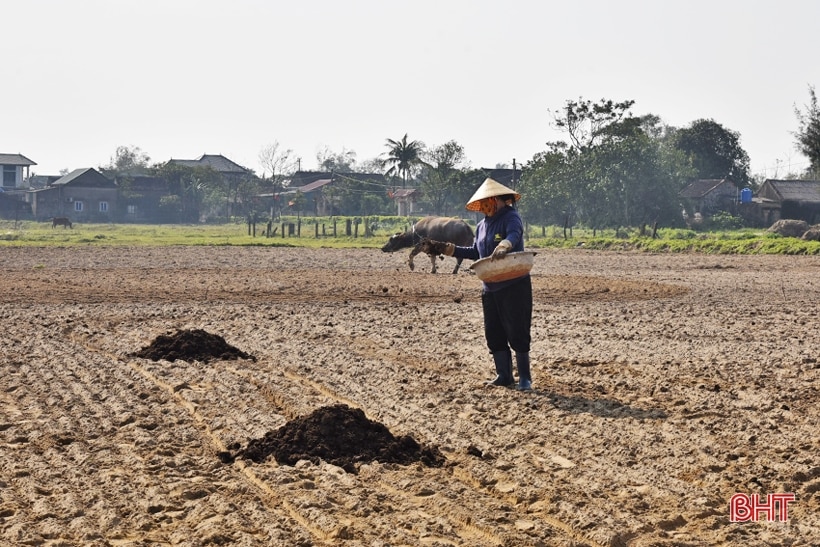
[452,206,527,291]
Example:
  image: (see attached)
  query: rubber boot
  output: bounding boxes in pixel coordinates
[515,351,532,391]
[486,350,514,387]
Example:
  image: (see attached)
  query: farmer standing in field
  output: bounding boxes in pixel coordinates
[419,178,533,391]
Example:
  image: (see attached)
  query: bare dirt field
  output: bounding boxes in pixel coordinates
[1,245,819,547]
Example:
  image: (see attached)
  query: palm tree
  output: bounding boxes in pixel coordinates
[383,133,425,189]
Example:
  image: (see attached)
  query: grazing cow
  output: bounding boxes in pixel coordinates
[381,216,474,273]
[52,217,73,229]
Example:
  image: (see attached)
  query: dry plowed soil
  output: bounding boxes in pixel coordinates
[1,246,818,546]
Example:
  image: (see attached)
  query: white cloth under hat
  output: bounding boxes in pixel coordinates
[465,178,521,212]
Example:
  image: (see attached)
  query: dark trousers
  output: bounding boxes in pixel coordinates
[481,276,532,354]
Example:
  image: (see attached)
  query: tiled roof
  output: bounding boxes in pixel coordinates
[391,189,417,198]
[51,168,94,186]
[297,178,333,193]
[482,168,522,188]
[0,153,37,166]
[678,179,735,198]
[51,168,113,187]
[168,154,250,174]
[764,179,820,202]
[288,171,387,187]
[287,171,330,187]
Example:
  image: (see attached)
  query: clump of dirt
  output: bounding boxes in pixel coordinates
[233,404,446,474]
[132,328,255,363]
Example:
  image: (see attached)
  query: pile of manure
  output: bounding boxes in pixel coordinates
[229,404,446,474]
[132,328,255,363]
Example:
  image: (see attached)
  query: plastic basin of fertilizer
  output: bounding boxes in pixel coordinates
[469,251,537,282]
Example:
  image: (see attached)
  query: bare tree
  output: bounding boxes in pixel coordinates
[259,142,297,180]
[258,142,298,219]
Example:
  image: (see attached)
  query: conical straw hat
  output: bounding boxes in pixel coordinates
[465,178,521,211]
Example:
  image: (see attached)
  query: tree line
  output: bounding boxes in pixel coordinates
[100,88,820,227]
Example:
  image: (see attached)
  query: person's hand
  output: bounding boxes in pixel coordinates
[490,240,513,261]
[417,238,454,256]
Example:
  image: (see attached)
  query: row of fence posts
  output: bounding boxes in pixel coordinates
[247,217,374,238]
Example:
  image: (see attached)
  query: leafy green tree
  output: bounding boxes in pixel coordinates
[591,116,693,228]
[316,146,358,172]
[532,98,694,231]
[288,190,308,218]
[383,133,426,189]
[157,194,182,223]
[546,98,646,230]
[356,157,385,174]
[100,145,153,197]
[101,145,151,175]
[671,119,751,185]
[457,168,493,213]
[330,173,392,216]
[573,149,615,233]
[519,145,574,228]
[309,147,395,216]
[156,162,220,223]
[230,173,265,219]
[419,140,468,215]
[794,85,820,176]
[359,193,385,216]
[549,98,637,150]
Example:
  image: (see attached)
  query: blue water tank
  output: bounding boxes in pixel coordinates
[740,188,752,203]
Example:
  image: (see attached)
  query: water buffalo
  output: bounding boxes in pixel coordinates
[381,216,474,273]
[52,217,73,229]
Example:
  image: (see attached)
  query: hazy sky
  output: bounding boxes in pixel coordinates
[4,0,819,179]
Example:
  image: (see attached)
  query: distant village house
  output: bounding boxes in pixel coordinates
[1,153,36,190]
[753,179,820,225]
[27,168,117,222]
[678,178,741,225]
